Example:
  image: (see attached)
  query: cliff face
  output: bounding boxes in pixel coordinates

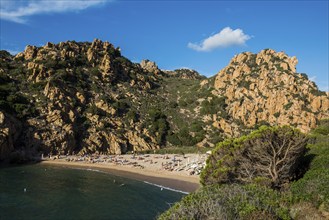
[1,40,162,158]
[213,49,328,133]
[0,111,22,160]
[0,40,327,160]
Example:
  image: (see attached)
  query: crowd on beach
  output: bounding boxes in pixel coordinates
[42,152,208,176]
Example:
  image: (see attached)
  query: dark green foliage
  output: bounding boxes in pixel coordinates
[246,54,257,67]
[50,70,78,87]
[112,100,130,116]
[44,59,58,69]
[168,101,178,108]
[208,129,224,145]
[126,109,139,122]
[166,133,181,146]
[0,50,12,58]
[168,127,195,146]
[201,126,308,188]
[284,102,293,110]
[0,75,36,118]
[0,72,11,84]
[145,108,169,145]
[275,64,284,72]
[301,105,312,113]
[167,122,206,146]
[64,54,88,67]
[28,81,47,91]
[90,67,101,78]
[85,104,101,115]
[238,80,252,89]
[90,83,101,93]
[313,119,329,135]
[300,73,309,80]
[190,121,203,132]
[158,184,290,220]
[114,56,131,66]
[178,99,187,107]
[310,89,326,97]
[274,112,280,118]
[253,120,271,129]
[200,96,227,115]
[290,119,329,210]
[271,56,283,63]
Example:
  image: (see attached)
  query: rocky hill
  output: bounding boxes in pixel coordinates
[213,49,328,134]
[0,39,328,161]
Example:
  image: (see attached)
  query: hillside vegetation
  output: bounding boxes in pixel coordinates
[158,120,329,219]
[0,39,328,161]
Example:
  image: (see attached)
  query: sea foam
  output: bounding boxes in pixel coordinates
[143,181,189,195]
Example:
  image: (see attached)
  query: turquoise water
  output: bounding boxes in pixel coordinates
[0,164,184,220]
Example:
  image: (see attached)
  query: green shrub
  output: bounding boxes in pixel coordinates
[167,126,204,147]
[85,104,101,115]
[200,96,227,115]
[284,102,293,110]
[300,73,309,80]
[168,101,178,108]
[126,109,139,122]
[253,120,271,129]
[178,99,187,107]
[310,89,326,97]
[0,91,36,118]
[112,100,130,116]
[29,81,47,91]
[166,133,182,146]
[44,59,58,69]
[158,184,290,220]
[274,112,280,118]
[312,119,329,135]
[208,130,224,145]
[201,126,308,188]
[145,108,169,145]
[290,120,329,210]
[175,127,193,145]
[238,80,252,89]
[190,121,203,132]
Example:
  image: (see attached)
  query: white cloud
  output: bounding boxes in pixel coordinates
[188,27,251,52]
[0,0,110,23]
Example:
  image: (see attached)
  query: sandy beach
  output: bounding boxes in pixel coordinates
[40,153,208,193]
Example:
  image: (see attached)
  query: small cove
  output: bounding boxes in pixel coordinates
[0,164,184,220]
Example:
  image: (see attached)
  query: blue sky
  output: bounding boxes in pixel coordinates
[1,0,328,91]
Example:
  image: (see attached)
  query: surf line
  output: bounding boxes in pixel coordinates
[143,181,189,195]
[68,166,107,174]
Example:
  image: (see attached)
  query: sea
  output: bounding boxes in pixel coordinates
[0,164,185,220]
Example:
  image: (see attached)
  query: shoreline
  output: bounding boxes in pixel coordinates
[40,158,201,193]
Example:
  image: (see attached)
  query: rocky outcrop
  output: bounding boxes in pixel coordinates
[23,81,77,155]
[214,49,329,133]
[140,60,161,75]
[163,68,205,80]
[126,130,157,152]
[0,39,163,157]
[0,111,22,160]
